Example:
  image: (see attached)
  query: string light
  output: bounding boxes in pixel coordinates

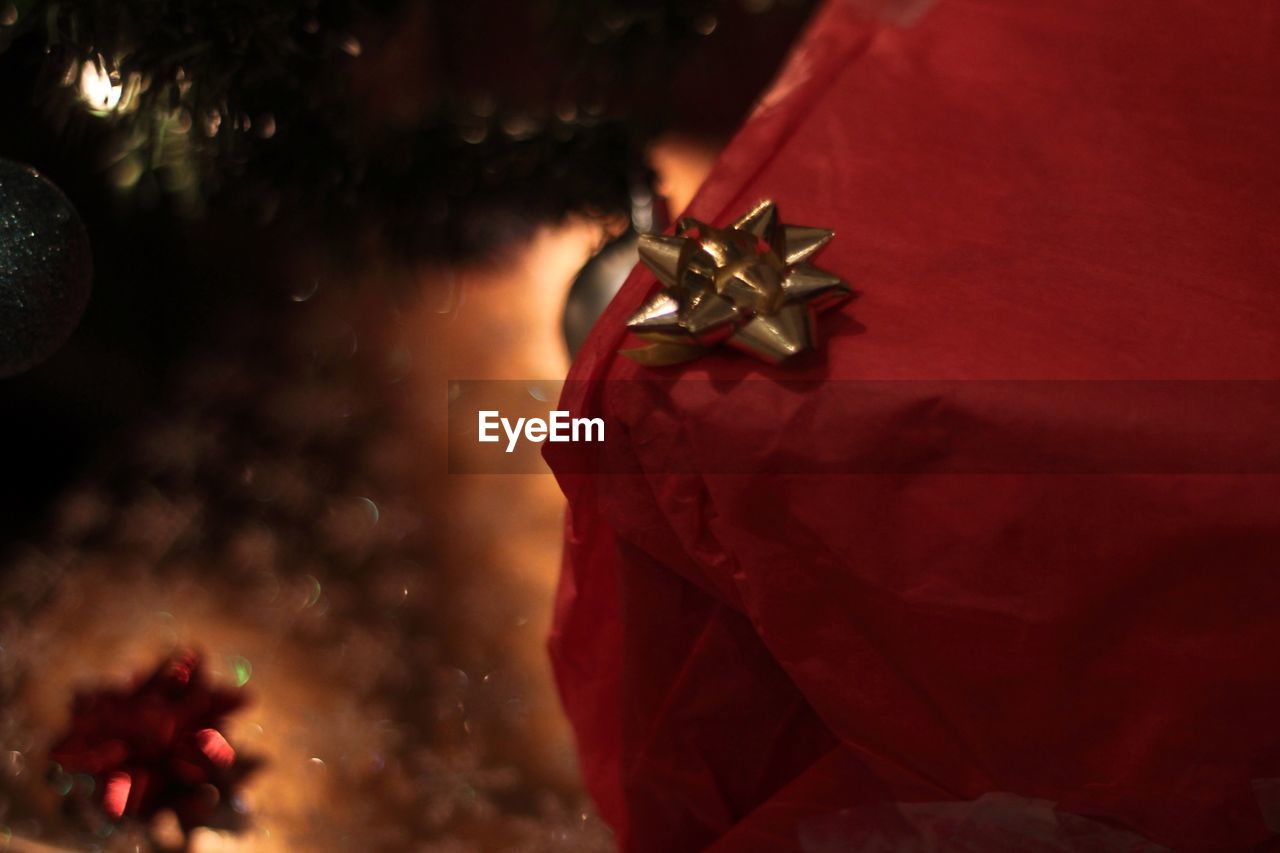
[76,57,140,116]
[78,59,122,113]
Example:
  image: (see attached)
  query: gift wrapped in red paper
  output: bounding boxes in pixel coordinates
[544,1,1280,850]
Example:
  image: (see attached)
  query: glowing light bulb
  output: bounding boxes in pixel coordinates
[78,59,122,114]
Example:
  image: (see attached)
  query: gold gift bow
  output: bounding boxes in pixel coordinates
[622,199,852,366]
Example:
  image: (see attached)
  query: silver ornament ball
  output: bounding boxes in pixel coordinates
[0,158,93,378]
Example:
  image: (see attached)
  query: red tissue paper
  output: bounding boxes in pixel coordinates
[544,0,1280,850]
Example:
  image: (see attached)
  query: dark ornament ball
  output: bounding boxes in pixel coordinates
[0,158,93,378]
